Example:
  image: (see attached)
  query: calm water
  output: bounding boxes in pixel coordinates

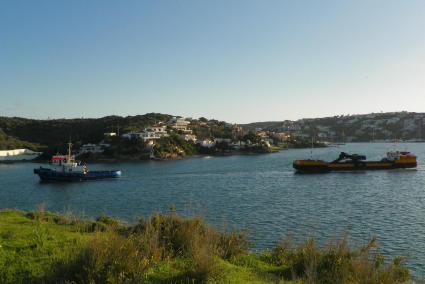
[1,143,425,276]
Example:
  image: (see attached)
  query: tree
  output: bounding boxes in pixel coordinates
[242,132,262,144]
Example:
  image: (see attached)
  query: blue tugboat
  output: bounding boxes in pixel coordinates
[34,143,121,182]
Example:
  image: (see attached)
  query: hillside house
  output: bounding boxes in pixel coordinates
[168,117,192,134]
[196,139,215,148]
[181,134,197,142]
[79,143,111,154]
[122,126,169,142]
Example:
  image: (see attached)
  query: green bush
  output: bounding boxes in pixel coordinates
[0,128,41,151]
[270,236,410,284]
[50,233,152,283]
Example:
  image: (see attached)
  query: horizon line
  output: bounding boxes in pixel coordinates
[1,110,424,125]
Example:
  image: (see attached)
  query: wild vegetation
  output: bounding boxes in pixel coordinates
[0,114,276,160]
[0,113,172,154]
[152,134,197,159]
[2,111,424,157]
[0,208,411,283]
[0,129,42,151]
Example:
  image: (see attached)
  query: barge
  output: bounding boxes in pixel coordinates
[293,151,417,173]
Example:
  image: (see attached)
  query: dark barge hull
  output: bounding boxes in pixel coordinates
[293,161,417,174]
[34,167,121,182]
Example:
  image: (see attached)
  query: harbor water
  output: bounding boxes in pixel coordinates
[1,143,425,276]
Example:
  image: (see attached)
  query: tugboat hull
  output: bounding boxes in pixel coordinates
[34,167,121,182]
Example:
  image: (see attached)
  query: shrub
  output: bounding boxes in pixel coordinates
[270,236,410,284]
[51,233,151,283]
[3,209,412,283]
[125,212,249,281]
[218,230,250,260]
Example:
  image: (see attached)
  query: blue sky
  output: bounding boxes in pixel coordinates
[0,0,424,123]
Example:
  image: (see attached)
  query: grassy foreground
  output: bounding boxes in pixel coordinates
[0,208,411,284]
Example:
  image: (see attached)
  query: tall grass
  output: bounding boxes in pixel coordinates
[270,235,410,284]
[0,208,413,283]
[47,210,249,283]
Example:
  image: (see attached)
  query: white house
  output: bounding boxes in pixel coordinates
[168,117,192,133]
[0,149,42,161]
[181,134,197,142]
[122,132,141,139]
[122,126,169,142]
[139,131,168,141]
[196,139,215,148]
[79,143,111,154]
[144,125,168,135]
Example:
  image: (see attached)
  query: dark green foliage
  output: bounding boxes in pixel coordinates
[210,123,232,139]
[196,144,216,154]
[0,129,41,151]
[190,124,212,140]
[0,113,172,153]
[153,134,196,158]
[242,132,262,144]
[215,141,232,152]
[105,136,147,157]
[96,215,120,227]
[190,119,232,140]
[241,144,272,153]
[0,114,284,158]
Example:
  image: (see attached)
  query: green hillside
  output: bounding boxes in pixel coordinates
[0,129,41,151]
[0,113,172,153]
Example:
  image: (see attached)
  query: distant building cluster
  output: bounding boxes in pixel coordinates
[77,116,280,155]
[248,112,425,143]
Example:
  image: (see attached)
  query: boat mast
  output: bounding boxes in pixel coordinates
[67,141,72,161]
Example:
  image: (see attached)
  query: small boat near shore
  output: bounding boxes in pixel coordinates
[34,143,121,182]
[293,151,417,173]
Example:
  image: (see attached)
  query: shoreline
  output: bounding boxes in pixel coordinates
[3,141,424,164]
[7,147,287,164]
